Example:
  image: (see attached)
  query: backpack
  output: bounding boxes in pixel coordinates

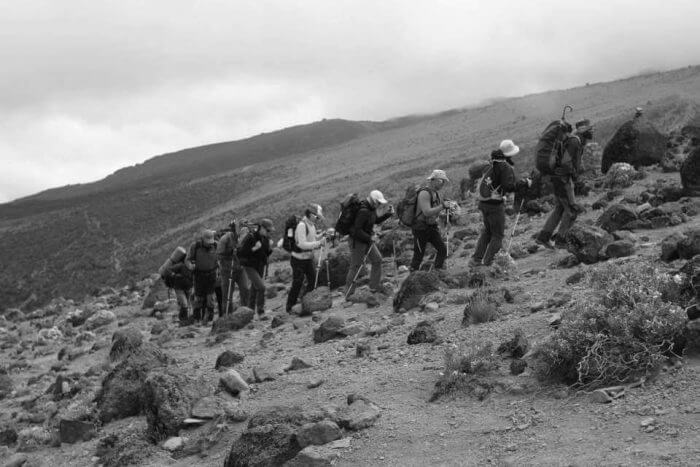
[535,120,571,175]
[397,184,433,227]
[282,215,302,252]
[476,161,510,201]
[158,246,187,280]
[334,193,362,236]
[191,241,218,272]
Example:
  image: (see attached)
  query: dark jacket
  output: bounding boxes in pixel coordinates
[480,158,516,205]
[164,262,193,291]
[554,135,583,177]
[186,241,219,273]
[237,231,273,272]
[217,230,242,269]
[351,200,392,244]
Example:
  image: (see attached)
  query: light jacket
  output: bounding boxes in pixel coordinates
[291,216,321,260]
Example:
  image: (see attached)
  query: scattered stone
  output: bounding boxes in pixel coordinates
[602,114,665,173]
[565,223,614,264]
[58,419,95,444]
[530,302,546,313]
[640,417,656,428]
[337,399,381,431]
[150,321,168,335]
[220,369,249,396]
[0,428,18,446]
[271,314,289,328]
[286,357,313,372]
[285,445,340,467]
[597,204,638,233]
[253,367,277,383]
[681,146,700,196]
[548,313,562,327]
[143,368,200,441]
[546,291,572,309]
[510,359,527,376]
[565,271,585,285]
[214,350,245,370]
[296,420,342,448]
[84,310,117,330]
[313,316,346,344]
[678,230,700,259]
[604,162,638,188]
[212,307,255,334]
[0,373,13,400]
[423,302,440,313]
[109,327,143,361]
[16,427,52,452]
[591,390,613,404]
[407,321,438,345]
[301,287,332,316]
[2,454,28,467]
[602,240,635,258]
[191,395,246,422]
[556,254,580,269]
[162,436,184,452]
[307,379,324,389]
[392,271,445,313]
[356,342,371,358]
[497,329,529,358]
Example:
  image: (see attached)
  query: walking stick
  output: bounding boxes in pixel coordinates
[314,244,324,289]
[392,239,400,287]
[224,257,235,316]
[506,199,526,255]
[345,244,375,300]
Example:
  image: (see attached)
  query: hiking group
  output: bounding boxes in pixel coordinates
[159,107,593,324]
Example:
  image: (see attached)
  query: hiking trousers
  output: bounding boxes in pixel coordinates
[243,266,266,314]
[540,176,577,241]
[287,256,315,312]
[220,261,250,315]
[411,225,447,270]
[472,202,506,266]
[192,270,216,321]
[346,240,382,296]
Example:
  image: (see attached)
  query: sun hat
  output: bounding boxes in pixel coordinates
[202,229,216,245]
[575,119,592,131]
[369,189,388,204]
[499,139,520,157]
[259,218,275,232]
[308,203,324,219]
[427,169,450,183]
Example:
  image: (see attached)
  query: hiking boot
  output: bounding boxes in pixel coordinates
[468,258,481,268]
[554,239,568,249]
[535,238,554,250]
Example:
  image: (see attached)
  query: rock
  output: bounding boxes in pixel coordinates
[0,428,18,447]
[356,342,371,358]
[16,427,52,452]
[313,316,346,344]
[84,310,116,330]
[191,395,246,421]
[150,321,168,335]
[604,162,637,189]
[601,117,665,173]
[109,327,144,361]
[2,454,28,467]
[95,344,170,423]
[271,314,289,328]
[143,368,200,441]
[307,379,325,389]
[3,308,24,323]
[211,307,255,334]
[438,267,472,288]
[424,302,440,313]
[286,357,313,372]
[337,399,381,431]
[214,350,245,369]
[681,146,700,196]
[393,271,445,313]
[546,291,572,308]
[510,359,527,376]
[603,240,635,258]
[253,366,277,383]
[597,204,638,233]
[301,287,332,315]
[58,419,95,444]
[162,436,184,452]
[497,329,529,359]
[153,301,169,313]
[407,321,438,345]
[640,417,656,427]
[317,244,352,289]
[565,271,585,285]
[590,389,613,404]
[556,253,580,269]
[295,420,342,448]
[0,373,13,400]
[220,369,249,396]
[285,445,340,466]
[565,223,614,264]
[678,230,700,259]
[338,323,364,337]
[548,313,562,327]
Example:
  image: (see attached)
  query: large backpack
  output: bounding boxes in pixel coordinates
[158,246,187,279]
[191,241,218,272]
[475,161,511,201]
[535,120,572,175]
[334,193,362,236]
[397,184,433,227]
[282,215,303,252]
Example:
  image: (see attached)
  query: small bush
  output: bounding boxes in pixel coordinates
[531,262,687,389]
[462,288,498,325]
[430,341,497,401]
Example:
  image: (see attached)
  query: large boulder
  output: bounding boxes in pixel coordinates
[95,344,171,423]
[681,146,700,196]
[317,244,352,289]
[596,204,638,233]
[604,163,638,189]
[224,406,330,467]
[143,369,200,441]
[601,116,666,173]
[301,287,332,315]
[565,224,614,264]
[393,271,445,313]
[214,350,245,370]
[109,327,143,361]
[211,307,254,334]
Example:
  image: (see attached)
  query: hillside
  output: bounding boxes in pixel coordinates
[1,65,700,309]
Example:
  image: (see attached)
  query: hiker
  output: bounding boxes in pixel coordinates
[535,120,594,249]
[410,169,451,271]
[237,218,274,318]
[469,140,529,268]
[345,190,394,296]
[159,246,192,325]
[217,219,250,316]
[185,229,219,324]
[286,203,326,312]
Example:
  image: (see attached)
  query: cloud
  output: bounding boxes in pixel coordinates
[1,0,700,201]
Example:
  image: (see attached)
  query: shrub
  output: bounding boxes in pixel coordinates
[462,288,498,325]
[531,262,687,389]
[430,341,497,401]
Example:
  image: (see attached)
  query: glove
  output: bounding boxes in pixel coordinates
[252,241,262,251]
[526,178,533,188]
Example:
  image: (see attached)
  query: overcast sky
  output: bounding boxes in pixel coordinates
[1,0,699,203]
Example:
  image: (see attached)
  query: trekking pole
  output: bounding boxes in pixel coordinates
[345,246,372,300]
[506,199,526,255]
[561,104,573,122]
[392,240,400,287]
[314,244,324,289]
[224,257,235,316]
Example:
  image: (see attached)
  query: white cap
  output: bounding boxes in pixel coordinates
[427,169,450,182]
[499,139,520,157]
[369,189,388,204]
